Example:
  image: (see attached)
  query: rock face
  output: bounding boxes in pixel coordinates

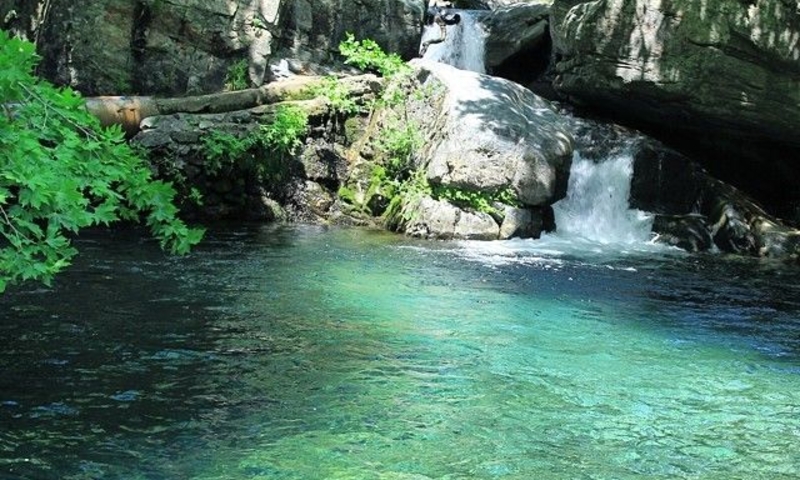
[630,139,800,257]
[550,0,800,147]
[0,0,423,95]
[482,2,550,70]
[418,60,573,206]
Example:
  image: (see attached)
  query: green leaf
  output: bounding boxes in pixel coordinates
[0,28,204,290]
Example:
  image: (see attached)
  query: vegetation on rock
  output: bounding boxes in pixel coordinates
[201,104,309,181]
[339,33,409,78]
[0,30,203,292]
[224,58,250,91]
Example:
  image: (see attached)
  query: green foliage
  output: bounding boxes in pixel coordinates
[432,186,520,215]
[202,130,252,174]
[201,104,309,182]
[376,122,421,178]
[224,59,249,91]
[384,168,432,227]
[259,105,309,156]
[339,33,409,78]
[0,30,203,292]
[309,76,361,117]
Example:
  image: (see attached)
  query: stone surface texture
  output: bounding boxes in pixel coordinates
[415,59,573,207]
[550,0,800,146]
[0,0,423,95]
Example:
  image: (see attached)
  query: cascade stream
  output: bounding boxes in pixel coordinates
[421,10,654,248]
[421,10,488,74]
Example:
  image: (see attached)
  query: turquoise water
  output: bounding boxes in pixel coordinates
[2,225,800,479]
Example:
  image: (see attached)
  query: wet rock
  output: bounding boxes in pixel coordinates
[652,214,713,252]
[630,138,800,257]
[405,196,499,240]
[499,206,544,240]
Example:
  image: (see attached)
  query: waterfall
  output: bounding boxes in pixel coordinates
[421,10,487,74]
[552,150,654,245]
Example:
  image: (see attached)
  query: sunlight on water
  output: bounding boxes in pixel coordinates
[1,226,800,479]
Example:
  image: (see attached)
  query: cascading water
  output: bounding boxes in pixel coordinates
[421,10,487,74]
[553,150,654,245]
[457,145,663,265]
[418,13,662,260]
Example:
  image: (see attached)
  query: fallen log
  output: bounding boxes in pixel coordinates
[85,74,382,136]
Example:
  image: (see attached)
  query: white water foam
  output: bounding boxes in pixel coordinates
[553,151,654,245]
[421,10,486,74]
[453,150,678,267]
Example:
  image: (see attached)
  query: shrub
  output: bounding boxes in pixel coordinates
[0,30,203,291]
[201,104,309,181]
[338,33,409,78]
[224,59,249,91]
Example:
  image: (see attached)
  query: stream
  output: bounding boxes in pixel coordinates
[2,224,800,479]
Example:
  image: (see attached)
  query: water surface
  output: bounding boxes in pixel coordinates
[1,225,799,479]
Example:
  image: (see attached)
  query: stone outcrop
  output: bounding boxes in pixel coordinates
[482,2,550,70]
[418,60,573,206]
[0,0,423,95]
[549,0,800,146]
[630,139,800,257]
[130,74,381,221]
[337,59,570,240]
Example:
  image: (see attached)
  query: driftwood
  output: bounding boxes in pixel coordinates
[85,74,382,136]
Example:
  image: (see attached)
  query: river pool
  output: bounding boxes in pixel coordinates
[1,225,799,479]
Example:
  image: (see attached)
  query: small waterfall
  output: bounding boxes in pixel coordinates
[421,10,487,74]
[553,151,654,245]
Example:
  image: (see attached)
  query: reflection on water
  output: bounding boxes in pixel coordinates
[1,225,800,479]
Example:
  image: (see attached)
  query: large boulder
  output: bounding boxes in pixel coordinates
[0,0,423,95]
[339,59,571,240]
[550,0,800,147]
[417,59,573,206]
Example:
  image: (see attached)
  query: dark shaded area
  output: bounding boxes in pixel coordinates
[572,97,800,227]
[491,27,554,97]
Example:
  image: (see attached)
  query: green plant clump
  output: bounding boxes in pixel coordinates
[0,30,203,292]
[339,33,409,78]
[432,186,520,215]
[259,104,309,155]
[201,104,309,179]
[309,76,361,117]
[224,58,249,91]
